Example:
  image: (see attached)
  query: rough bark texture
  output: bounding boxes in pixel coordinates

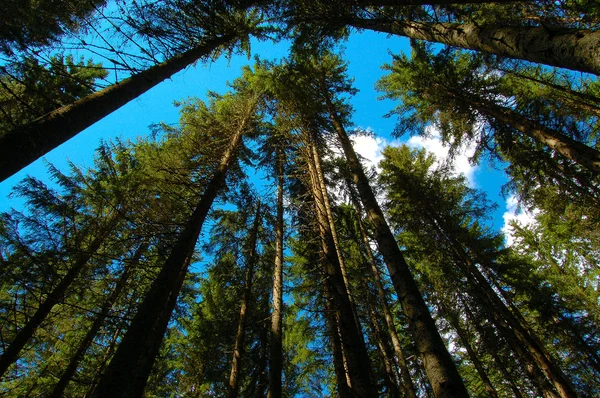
[304,139,377,397]
[0,215,119,379]
[424,209,578,398]
[268,149,285,398]
[90,98,254,398]
[441,302,499,398]
[324,92,468,397]
[447,89,600,174]
[228,202,262,398]
[0,33,238,182]
[323,281,352,397]
[348,18,600,75]
[50,242,148,397]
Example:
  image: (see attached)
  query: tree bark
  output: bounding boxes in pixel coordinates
[0,215,119,379]
[347,18,600,75]
[439,300,500,398]
[268,148,285,398]
[49,242,148,397]
[90,96,256,398]
[447,88,600,174]
[366,300,401,398]
[0,33,239,182]
[323,281,352,397]
[303,139,377,397]
[346,186,419,398]
[424,209,578,398]
[228,201,262,398]
[323,85,468,398]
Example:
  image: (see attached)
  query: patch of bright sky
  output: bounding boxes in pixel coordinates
[0,29,516,238]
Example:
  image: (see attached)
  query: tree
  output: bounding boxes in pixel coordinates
[0,5,264,182]
[90,71,262,397]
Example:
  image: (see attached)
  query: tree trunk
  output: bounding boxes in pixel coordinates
[268,148,285,398]
[228,201,262,398]
[323,84,468,398]
[347,18,600,75]
[49,242,148,397]
[0,215,119,379]
[303,139,377,397]
[427,212,578,398]
[90,97,255,398]
[447,88,600,174]
[323,281,352,397]
[346,186,419,398]
[439,300,499,398]
[0,33,239,182]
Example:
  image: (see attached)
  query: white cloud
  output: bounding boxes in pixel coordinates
[501,195,538,246]
[350,133,387,171]
[406,127,478,186]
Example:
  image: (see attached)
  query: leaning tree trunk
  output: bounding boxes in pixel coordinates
[0,32,239,182]
[228,202,262,398]
[90,97,256,398]
[344,183,419,398]
[49,241,148,397]
[0,214,119,379]
[430,213,579,398]
[323,280,352,397]
[303,140,377,397]
[347,18,600,75]
[268,148,285,398]
[445,87,600,174]
[366,298,402,398]
[438,299,500,398]
[321,83,468,398]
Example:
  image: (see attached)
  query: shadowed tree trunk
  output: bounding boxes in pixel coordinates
[268,148,285,398]
[321,81,468,397]
[441,86,600,174]
[0,33,240,182]
[344,182,419,398]
[90,96,256,398]
[0,214,120,379]
[228,201,262,398]
[49,241,148,397]
[437,299,499,398]
[347,18,600,75]
[302,137,377,397]
[323,281,352,397]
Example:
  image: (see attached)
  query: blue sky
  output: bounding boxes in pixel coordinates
[0,30,514,234]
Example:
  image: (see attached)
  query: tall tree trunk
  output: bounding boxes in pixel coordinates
[497,68,600,116]
[347,18,600,75]
[49,242,148,398]
[431,217,579,398]
[0,33,240,182]
[268,148,285,398]
[0,215,119,379]
[322,83,468,398]
[303,140,377,397]
[366,299,401,398]
[346,185,419,398]
[443,87,600,174]
[323,281,352,397]
[464,303,526,398]
[90,97,256,398]
[228,201,262,398]
[438,299,499,398]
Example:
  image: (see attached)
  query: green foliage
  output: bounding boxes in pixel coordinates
[0,55,107,133]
